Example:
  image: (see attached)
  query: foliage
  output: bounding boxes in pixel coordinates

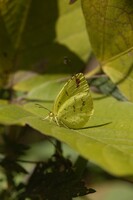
[0,0,133,199]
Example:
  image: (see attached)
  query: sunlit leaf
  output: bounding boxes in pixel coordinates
[1,93,133,175]
[81,0,133,63]
[103,50,133,101]
[23,96,133,176]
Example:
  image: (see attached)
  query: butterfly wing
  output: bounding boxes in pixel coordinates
[52,73,93,129]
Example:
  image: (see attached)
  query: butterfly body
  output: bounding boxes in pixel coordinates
[48,73,93,129]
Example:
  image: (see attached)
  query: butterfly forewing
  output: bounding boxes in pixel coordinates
[51,73,93,129]
[58,91,93,128]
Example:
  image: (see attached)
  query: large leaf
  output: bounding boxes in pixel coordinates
[0,95,133,175]
[0,0,91,76]
[81,0,133,63]
[81,0,133,101]
[24,97,133,176]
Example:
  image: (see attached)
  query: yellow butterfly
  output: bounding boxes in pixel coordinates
[47,73,94,129]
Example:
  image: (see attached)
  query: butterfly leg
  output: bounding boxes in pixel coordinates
[42,114,60,127]
[41,114,69,129]
[54,116,61,126]
[58,120,70,129]
[42,115,49,121]
[53,116,69,128]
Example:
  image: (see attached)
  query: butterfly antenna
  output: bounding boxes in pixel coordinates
[35,103,51,112]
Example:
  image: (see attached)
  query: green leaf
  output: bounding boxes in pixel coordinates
[56,0,91,62]
[1,77,133,175]
[0,0,91,75]
[81,0,133,102]
[26,75,70,101]
[103,50,133,101]
[13,73,68,92]
[81,0,133,63]
[0,104,33,125]
[22,96,133,176]
[1,95,133,175]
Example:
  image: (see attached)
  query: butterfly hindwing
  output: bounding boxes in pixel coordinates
[57,90,93,129]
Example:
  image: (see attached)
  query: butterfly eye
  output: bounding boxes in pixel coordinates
[49,112,54,117]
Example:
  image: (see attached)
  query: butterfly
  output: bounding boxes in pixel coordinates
[46,73,94,129]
